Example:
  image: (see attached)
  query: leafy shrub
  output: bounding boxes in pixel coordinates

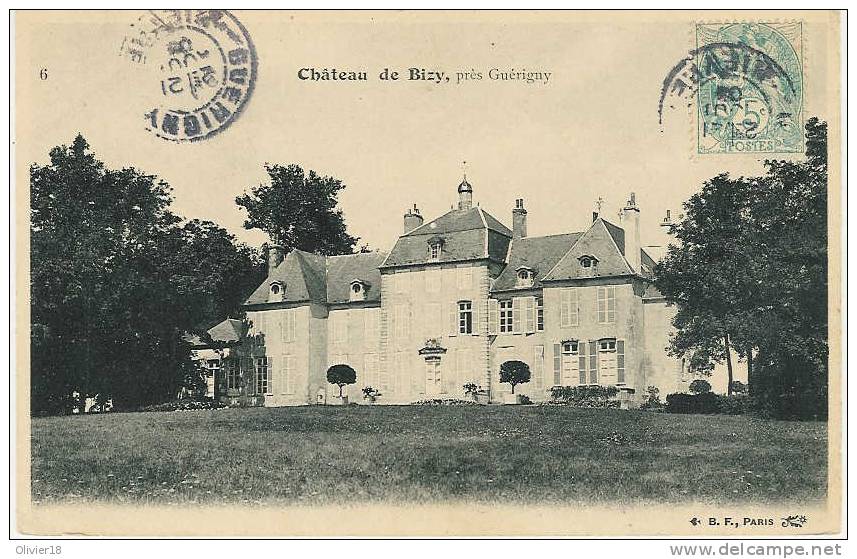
[362,386,381,402]
[462,383,479,396]
[412,398,481,406]
[752,351,827,421]
[689,379,712,394]
[729,380,747,394]
[139,398,226,412]
[518,395,532,405]
[550,385,620,408]
[665,392,720,414]
[640,385,663,410]
[716,393,752,415]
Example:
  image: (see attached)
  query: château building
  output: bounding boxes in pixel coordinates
[203,177,692,406]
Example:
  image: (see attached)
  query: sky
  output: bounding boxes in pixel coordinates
[16,11,836,255]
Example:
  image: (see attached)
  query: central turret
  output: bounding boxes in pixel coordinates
[457,175,473,210]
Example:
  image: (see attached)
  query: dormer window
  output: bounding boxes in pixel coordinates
[579,255,598,268]
[427,237,444,261]
[515,266,535,287]
[578,255,599,277]
[349,279,369,302]
[269,281,284,302]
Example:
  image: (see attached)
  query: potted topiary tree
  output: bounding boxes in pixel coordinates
[500,360,531,404]
[326,364,357,405]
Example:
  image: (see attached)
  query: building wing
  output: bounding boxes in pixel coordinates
[490,233,582,293]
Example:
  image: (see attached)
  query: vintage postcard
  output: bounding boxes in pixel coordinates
[12,10,843,537]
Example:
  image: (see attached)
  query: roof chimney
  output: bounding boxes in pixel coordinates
[512,198,528,239]
[660,209,674,231]
[267,243,285,276]
[404,204,424,234]
[622,192,641,273]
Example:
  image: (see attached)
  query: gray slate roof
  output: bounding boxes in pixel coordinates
[245,249,387,306]
[381,206,511,268]
[543,219,634,281]
[491,233,582,292]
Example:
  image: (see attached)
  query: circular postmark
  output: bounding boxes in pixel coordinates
[659,23,803,154]
[120,10,258,142]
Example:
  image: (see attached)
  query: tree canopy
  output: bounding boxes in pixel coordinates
[655,118,828,418]
[236,164,359,255]
[30,135,263,414]
[326,364,357,397]
[499,360,531,394]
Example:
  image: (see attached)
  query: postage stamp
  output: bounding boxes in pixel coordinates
[660,22,804,155]
[119,10,258,142]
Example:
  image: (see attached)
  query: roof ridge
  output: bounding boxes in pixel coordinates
[518,231,583,241]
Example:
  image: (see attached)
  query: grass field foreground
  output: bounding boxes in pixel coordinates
[30,406,827,506]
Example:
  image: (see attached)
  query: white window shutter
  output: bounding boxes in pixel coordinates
[578,343,587,385]
[525,297,536,333]
[448,303,458,336]
[608,286,616,323]
[488,299,499,335]
[476,300,487,335]
[552,344,562,386]
[560,290,569,327]
[512,297,522,334]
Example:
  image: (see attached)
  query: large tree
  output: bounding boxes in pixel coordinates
[655,173,757,394]
[30,135,260,414]
[236,164,359,255]
[655,119,828,418]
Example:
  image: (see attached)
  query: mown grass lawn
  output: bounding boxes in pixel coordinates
[30,406,827,506]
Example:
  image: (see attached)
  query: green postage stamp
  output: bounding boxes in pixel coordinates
[694,22,804,154]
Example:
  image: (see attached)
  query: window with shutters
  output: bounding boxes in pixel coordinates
[429,241,442,261]
[458,301,473,334]
[597,338,619,384]
[280,310,296,343]
[588,340,599,384]
[425,302,442,337]
[394,305,410,339]
[499,300,513,333]
[597,286,616,323]
[364,309,379,342]
[394,272,406,293]
[533,345,545,391]
[332,311,348,343]
[512,297,523,333]
[255,356,271,395]
[560,341,581,386]
[560,288,579,327]
[226,359,241,390]
[281,354,296,394]
[458,266,472,290]
[425,268,441,292]
[536,297,544,331]
[394,351,407,394]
